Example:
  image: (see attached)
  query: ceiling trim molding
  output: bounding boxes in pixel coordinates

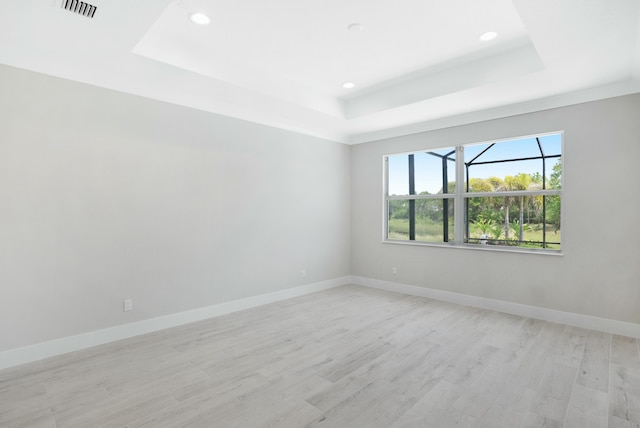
[347,80,640,145]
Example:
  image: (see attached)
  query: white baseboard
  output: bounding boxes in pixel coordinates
[5,275,636,371]
[0,276,351,370]
[352,276,640,339]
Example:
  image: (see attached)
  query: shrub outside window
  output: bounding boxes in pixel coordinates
[384,133,562,251]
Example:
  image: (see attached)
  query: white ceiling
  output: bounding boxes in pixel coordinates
[1,0,639,144]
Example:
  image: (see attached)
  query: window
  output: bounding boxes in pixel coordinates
[384,133,562,251]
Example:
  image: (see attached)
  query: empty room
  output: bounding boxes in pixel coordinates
[1,0,640,427]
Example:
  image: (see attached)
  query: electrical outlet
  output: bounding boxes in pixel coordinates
[123,299,133,312]
[392,267,398,275]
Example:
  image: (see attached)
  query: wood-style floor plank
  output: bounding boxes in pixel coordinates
[0,284,638,427]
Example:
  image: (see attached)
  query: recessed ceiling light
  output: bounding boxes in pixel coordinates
[479,31,497,41]
[348,23,364,32]
[190,12,210,25]
[342,82,355,89]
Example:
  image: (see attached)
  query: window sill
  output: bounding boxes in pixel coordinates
[382,239,563,256]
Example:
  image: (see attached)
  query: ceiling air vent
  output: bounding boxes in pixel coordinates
[61,0,98,19]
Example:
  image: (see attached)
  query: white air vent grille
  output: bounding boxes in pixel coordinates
[61,0,97,18]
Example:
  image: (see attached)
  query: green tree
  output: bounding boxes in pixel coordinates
[529,172,542,184]
[547,159,562,230]
[549,159,562,189]
[389,200,408,219]
[469,177,493,192]
[527,172,543,224]
[467,178,493,220]
[504,173,532,241]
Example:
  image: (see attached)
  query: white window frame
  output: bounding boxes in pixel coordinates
[383,132,563,254]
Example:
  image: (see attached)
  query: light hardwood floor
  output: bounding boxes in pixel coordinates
[1,285,639,427]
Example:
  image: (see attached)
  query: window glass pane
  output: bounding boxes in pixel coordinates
[466,137,540,163]
[538,133,562,156]
[416,199,454,242]
[387,155,409,196]
[387,148,455,196]
[414,150,456,195]
[467,164,541,192]
[466,195,560,249]
[547,157,562,189]
[387,155,409,195]
[388,199,454,242]
[388,199,410,240]
[465,136,561,192]
[544,195,561,249]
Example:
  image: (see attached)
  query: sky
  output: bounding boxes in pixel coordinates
[387,133,562,195]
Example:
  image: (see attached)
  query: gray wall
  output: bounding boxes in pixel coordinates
[0,65,351,352]
[351,93,640,324]
[2,61,639,355]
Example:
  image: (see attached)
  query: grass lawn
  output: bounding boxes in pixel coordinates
[389,217,560,249]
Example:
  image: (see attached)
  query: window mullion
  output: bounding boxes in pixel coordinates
[454,145,465,244]
[408,154,416,240]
